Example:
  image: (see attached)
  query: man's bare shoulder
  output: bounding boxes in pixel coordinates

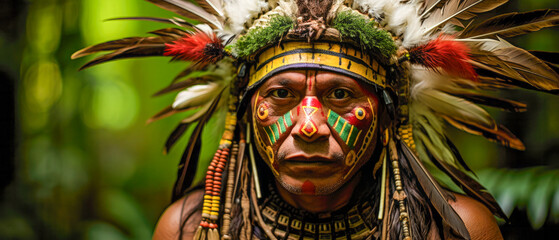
[153,189,203,240]
[448,193,503,240]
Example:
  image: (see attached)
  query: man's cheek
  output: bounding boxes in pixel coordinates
[326,105,374,150]
[252,100,295,175]
[255,102,294,146]
[326,100,378,178]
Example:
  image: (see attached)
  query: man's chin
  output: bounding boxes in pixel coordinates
[275,174,346,196]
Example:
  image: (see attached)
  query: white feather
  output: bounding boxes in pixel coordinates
[173,82,222,109]
[222,0,270,34]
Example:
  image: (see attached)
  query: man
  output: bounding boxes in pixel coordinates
[153,68,503,239]
[74,0,558,239]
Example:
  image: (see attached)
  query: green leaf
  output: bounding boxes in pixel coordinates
[527,172,555,229]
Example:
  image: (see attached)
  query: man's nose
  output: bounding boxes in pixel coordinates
[292,97,330,142]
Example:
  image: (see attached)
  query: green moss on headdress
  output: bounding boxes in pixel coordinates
[233,15,294,58]
[332,11,397,58]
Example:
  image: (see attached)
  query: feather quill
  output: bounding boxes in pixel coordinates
[423,0,508,33]
[194,0,225,17]
[399,140,470,239]
[146,0,223,29]
[420,0,449,18]
[461,9,559,39]
[106,16,194,28]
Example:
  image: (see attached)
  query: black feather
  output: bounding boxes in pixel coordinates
[172,91,223,201]
[461,9,559,39]
[450,92,527,112]
[428,151,508,220]
[399,140,470,239]
[164,123,191,154]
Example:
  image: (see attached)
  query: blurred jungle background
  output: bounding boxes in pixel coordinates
[1,0,558,239]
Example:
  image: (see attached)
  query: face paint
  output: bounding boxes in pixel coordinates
[301,180,316,195]
[252,90,296,174]
[324,97,378,179]
[250,70,381,196]
[343,98,377,179]
[262,111,294,145]
[299,97,321,138]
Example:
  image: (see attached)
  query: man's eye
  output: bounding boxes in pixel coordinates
[329,89,350,99]
[271,89,292,98]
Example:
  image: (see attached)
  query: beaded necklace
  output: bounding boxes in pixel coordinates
[259,184,378,240]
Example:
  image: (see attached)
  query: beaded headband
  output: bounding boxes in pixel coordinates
[247,41,387,89]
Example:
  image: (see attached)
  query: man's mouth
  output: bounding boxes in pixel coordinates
[282,155,337,164]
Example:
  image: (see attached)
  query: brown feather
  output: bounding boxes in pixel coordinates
[423,0,508,33]
[468,40,559,93]
[529,51,559,75]
[194,0,224,17]
[461,9,559,39]
[147,105,181,124]
[529,50,559,65]
[399,140,470,239]
[152,77,208,96]
[164,123,191,154]
[170,62,207,84]
[72,36,172,59]
[149,28,190,38]
[78,44,167,70]
[172,91,223,201]
[420,0,450,18]
[444,117,525,150]
[430,157,508,220]
[443,137,474,174]
[146,0,223,29]
[106,16,194,28]
[449,92,527,112]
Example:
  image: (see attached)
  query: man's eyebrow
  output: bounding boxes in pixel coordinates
[278,78,294,86]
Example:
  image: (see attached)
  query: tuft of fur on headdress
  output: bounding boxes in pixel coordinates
[409,35,477,81]
[164,28,226,64]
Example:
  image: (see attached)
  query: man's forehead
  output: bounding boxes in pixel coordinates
[260,70,377,93]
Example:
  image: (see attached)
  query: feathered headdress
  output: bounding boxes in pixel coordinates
[73,0,559,239]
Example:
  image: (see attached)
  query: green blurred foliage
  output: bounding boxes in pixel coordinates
[1,0,558,239]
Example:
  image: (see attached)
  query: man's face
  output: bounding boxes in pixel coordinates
[250,70,380,195]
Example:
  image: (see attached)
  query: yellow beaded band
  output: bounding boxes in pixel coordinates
[248,41,387,88]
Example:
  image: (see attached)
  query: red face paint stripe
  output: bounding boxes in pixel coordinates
[299,97,321,137]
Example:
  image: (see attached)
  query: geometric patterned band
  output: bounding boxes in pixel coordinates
[263,111,294,145]
[327,110,361,149]
[248,41,387,89]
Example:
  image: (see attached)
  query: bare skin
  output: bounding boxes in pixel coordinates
[153,190,503,240]
[153,70,503,239]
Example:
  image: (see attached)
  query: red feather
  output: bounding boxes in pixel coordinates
[409,35,477,81]
[164,30,224,64]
